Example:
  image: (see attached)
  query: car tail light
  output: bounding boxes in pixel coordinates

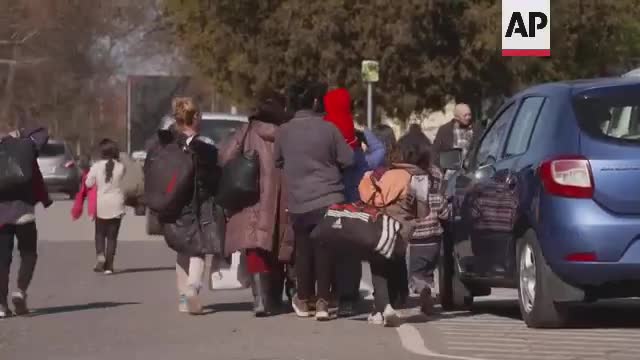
[64,160,75,168]
[565,252,597,262]
[539,156,594,198]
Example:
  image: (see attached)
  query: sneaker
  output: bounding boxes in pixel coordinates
[338,300,357,318]
[315,299,330,321]
[329,297,339,314]
[94,259,106,273]
[383,305,401,328]
[186,294,203,315]
[103,270,114,275]
[291,294,312,318]
[367,312,384,325]
[178,295,189,313]
[11,292,28,316]
[0,304,12,319]
[420,288,435,315]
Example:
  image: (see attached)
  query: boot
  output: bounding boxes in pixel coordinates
[270,267,286,311]
[251,273,271,317]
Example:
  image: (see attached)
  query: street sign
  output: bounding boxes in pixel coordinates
[361,60,379,83]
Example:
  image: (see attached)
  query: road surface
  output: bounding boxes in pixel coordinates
[2,199,640,360]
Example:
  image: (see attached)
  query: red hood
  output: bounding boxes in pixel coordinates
[324,88,358,149]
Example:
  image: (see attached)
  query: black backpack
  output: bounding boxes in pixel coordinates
[216,123,260,211]
[144,136,195,220]
[0,136,36,193]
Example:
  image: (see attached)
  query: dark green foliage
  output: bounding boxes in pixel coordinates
[164,0,640,119]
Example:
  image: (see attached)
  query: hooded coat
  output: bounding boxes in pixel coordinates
[146,125,224,256]
[324,88,359,149]
[219,113,293,261]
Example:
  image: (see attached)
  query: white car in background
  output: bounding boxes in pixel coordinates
[133,112,248,165]
[623,68,640,77]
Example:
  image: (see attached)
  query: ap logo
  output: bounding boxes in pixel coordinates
[502,0,551,57]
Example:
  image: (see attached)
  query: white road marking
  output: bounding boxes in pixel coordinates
[396,323,489,360]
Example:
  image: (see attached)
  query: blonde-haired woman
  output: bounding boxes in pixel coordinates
[148,97,223,314]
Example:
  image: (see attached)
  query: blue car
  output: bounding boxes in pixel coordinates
[439,77,640,328]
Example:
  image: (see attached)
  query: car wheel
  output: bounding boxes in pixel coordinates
[146,211,162,236]
[439,228,473,311]
[517,229,569,328]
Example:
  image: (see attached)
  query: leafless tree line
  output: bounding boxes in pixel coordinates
[0,0,177,154]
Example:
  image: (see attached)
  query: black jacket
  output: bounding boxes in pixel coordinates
[0,127,51,226]
[148,128,225,256]
[431,120,484,167]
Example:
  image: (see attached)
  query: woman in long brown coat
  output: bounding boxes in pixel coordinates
[219,89,293,317]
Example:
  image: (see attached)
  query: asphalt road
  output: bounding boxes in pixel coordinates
[2,199,640,360]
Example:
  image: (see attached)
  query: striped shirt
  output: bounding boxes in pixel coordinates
[411,166,449,240]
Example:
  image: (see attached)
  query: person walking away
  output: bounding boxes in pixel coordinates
[399,123,432,148]
[85,139,126,274]
[275,80,354,321]
[146,97,223,315]
[219,89,294,317]
[370,127,409,308]
[323,88,385,316]
[372,124,397,153]
[0,126,52,318]
[432,103,483,172]
[402,142,449,314]
[358,141,440,326]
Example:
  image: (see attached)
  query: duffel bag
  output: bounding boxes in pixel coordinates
[310,202,401,259]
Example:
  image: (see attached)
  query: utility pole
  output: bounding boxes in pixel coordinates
[361,60,379,129]
[366,82,373,129]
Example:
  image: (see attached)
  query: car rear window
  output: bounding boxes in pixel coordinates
[573,87,640,143]
[40,143,66,157]
[199,120,245,145]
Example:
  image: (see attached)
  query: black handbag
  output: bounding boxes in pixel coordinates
[216,123,260,211]
[163,161,224,256]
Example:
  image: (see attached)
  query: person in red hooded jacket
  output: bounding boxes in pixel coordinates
[323,88,386,316]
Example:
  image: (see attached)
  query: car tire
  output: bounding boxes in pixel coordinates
[146,211,162,236]
[516,229,569,328]
[439,228,473,311]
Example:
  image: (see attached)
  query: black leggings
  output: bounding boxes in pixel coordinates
[95,218,122,270]
[0,223,38,302]
[369,254,402,313]
[291,208,333,302]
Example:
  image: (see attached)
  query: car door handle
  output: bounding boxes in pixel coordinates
[505,174,517,189]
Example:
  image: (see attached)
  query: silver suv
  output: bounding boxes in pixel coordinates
[37,140,81,198]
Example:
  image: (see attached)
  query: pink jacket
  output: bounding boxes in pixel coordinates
[71,170,97,220]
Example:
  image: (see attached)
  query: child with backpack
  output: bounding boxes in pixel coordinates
[144,97,223,315]
[403,142,449,315]
[358,140,448,325]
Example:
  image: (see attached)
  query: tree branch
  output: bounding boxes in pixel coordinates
[0,30,39,45]
[0,58,48,65]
